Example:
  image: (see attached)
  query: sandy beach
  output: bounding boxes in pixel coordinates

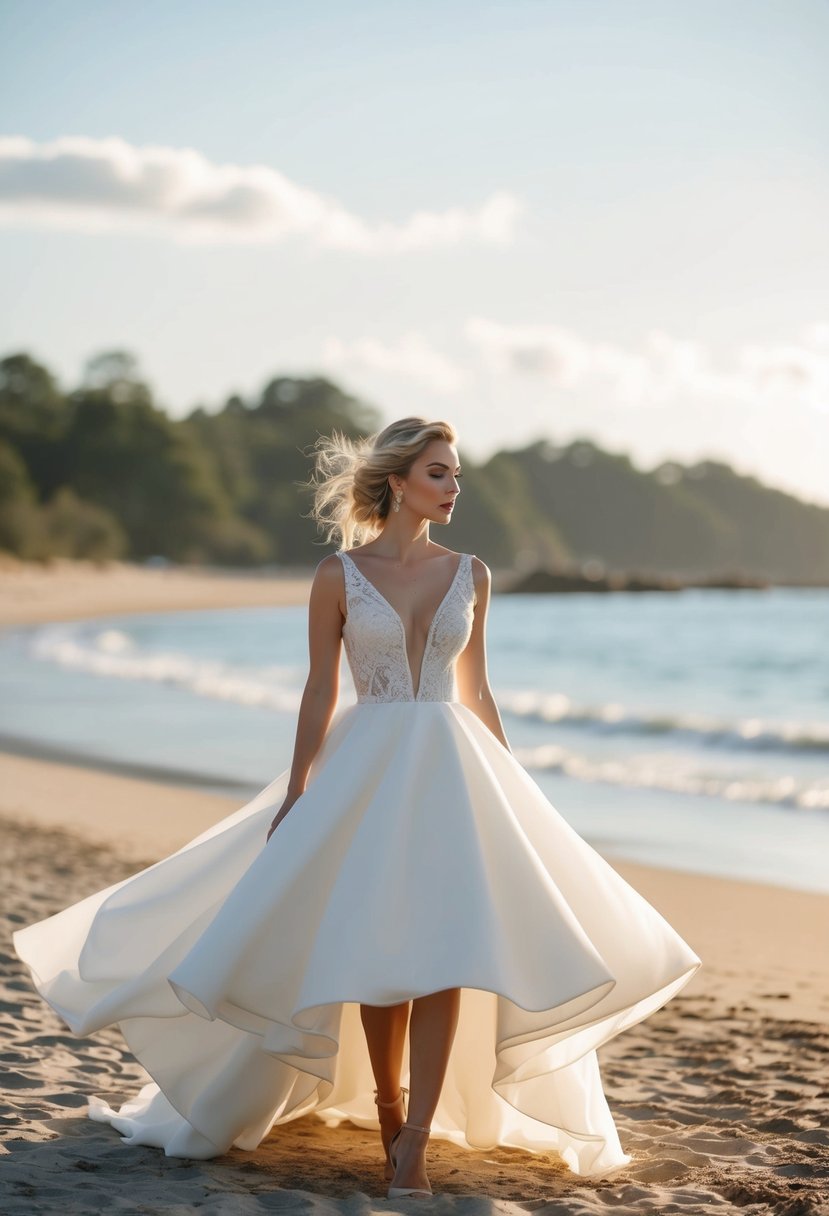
[2,560,828,1213]
[0,556,313,627]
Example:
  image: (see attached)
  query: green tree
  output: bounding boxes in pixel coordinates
[186,375,382,563]
[40,487,126,561]
[0,439,43,557]
[61,350,231,560]
[0,353,68,499]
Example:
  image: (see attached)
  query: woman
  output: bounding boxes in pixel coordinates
[13,416,700,1198]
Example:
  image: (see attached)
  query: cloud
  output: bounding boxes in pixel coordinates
[464,318,591,387]
[0,135,522,252]
[465,316,829,413]
[739,340,829,409]
[322,333,465,394]
[320,320,829,414]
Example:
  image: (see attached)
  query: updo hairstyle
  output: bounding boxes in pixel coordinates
[303,416,457,551]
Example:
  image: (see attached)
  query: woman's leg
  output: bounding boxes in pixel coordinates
[391,987,461,1193]
[360,999,410,1099]
[360,1000,410,1173]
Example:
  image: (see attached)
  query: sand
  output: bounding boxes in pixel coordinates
[0,556,312,627]
[2,754,828,1215]
[2,558,828,1212]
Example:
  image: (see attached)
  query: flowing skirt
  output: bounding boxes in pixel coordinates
[13,699,701,1177]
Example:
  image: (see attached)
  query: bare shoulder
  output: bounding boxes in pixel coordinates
[315,552,344,576]
[435,546,488,586]
[468,555,490,609]
[470,555,491,585]
[310,553,346,595]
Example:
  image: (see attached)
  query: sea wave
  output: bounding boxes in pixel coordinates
[29,625,305,713]
[511,742,829,810]
[499,690,829,756]
[26,624,828,810]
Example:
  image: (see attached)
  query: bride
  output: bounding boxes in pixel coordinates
[13,416,701,1199]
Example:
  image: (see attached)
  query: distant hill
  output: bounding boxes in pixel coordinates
[471,439,829,584]
[1,350,827,583]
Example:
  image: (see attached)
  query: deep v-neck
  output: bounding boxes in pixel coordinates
[341,550,466,700]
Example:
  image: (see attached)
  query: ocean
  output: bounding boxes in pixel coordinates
[1,586,827,894]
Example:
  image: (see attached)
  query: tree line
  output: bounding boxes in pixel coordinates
[1,349,827,583]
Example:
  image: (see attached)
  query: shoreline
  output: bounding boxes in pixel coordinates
[9,557,820,634]
[0,731,257,798]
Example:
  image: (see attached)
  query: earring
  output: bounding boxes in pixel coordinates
[392,491,403,513]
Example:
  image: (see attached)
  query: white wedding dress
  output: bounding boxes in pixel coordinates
[13,549,700,1178]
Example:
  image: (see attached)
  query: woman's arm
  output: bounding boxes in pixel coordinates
[455,557,512,753]
[268,556,344,838]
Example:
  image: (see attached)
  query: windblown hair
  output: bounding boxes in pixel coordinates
[303,417,457,551]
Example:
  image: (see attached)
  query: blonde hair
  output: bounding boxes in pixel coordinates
[303,416,458,551]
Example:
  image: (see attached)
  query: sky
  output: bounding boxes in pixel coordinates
[1,0,828,505]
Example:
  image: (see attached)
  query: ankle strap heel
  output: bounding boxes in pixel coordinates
[373,1085,409,1109]
[387,1122,433,1199]
[388,1120,431,1168]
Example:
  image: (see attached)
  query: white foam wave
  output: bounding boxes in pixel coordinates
[500,690,829,755]
[27,625,828,810]
[30,625,305,713]
[512,742,829,810]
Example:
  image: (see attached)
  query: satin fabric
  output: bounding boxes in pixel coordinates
[14,698,700,1176]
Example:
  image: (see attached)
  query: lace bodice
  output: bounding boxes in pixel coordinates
[336,550,476,703]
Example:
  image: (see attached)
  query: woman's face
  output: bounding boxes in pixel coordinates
[393,439,462,525]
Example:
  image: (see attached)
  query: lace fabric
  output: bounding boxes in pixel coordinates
[336,550,475,703]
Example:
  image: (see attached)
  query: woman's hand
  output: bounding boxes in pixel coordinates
[266,789,303,842]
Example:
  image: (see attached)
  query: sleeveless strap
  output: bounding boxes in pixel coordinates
[335,549,356,600]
